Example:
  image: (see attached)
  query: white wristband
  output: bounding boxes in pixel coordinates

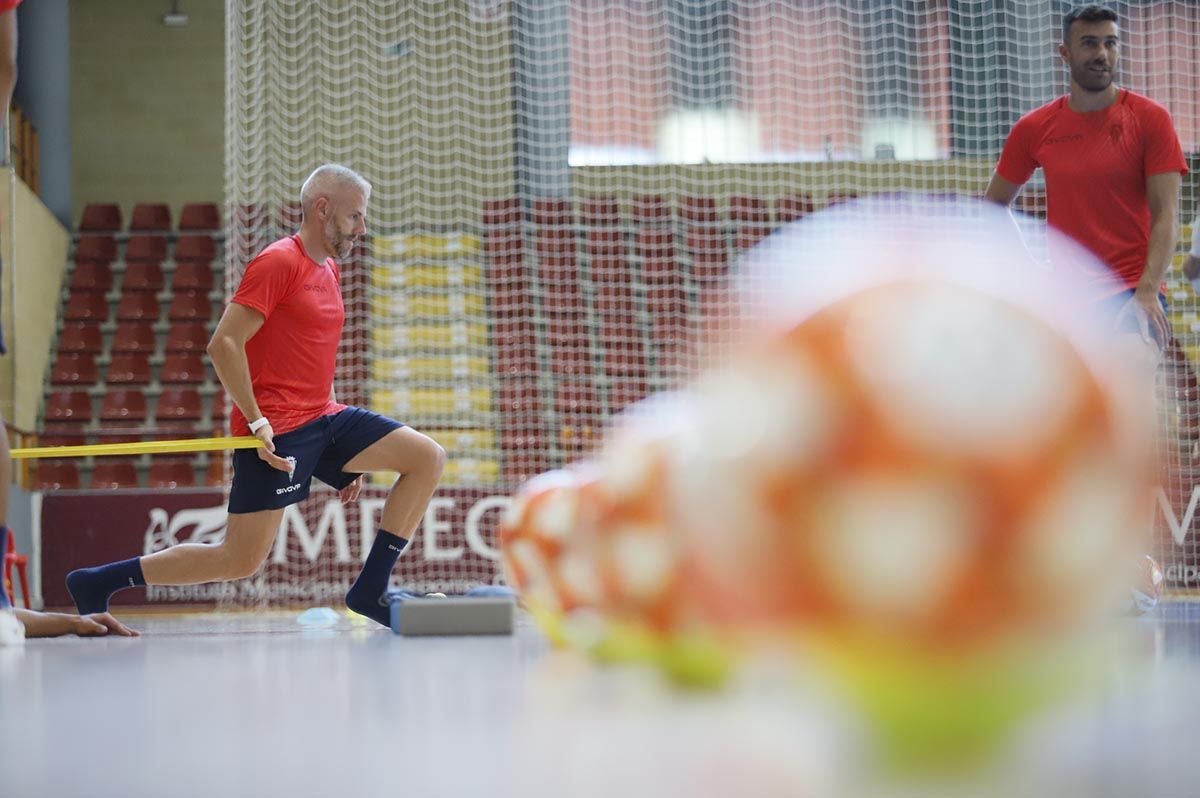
[248,417,271,433]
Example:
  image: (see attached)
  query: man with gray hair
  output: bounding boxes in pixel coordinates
[66,164,447,630]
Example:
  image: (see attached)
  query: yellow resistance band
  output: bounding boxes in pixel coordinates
[11,436,264,459]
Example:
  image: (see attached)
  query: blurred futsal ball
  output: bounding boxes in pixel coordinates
[499,468,605,644]
[664,198,1154,766]
[1126,554,1165,615]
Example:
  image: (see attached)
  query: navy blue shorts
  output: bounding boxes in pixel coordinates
[228,407,404,514]
[1098,289,1168,343]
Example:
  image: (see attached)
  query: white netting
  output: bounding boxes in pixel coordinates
[225,0,1200,605]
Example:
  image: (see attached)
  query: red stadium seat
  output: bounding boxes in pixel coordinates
[148,459,196,488]
[111,323,157,354]
[69,261,113,293]
[530,198,571,226]
[591,256,633,290]
[684,226,727,264]
[634,229,674,260]
[608,379,651,414]
[106,353,152,385]
[584,229,624,256]
[129,203,171,231]
[58,324,104,354]
[125,234,168,263]
[533,229,575,257]
[175,234,217,262]
[101,389,148,423]
[730,196,771,223]
[63,293,109,323]
[75,235,118,263]
[629,195,669,224]
[79,204,122,232]
[168,292,211,322]
[497,380,542,418]
[641,256,680,286]
[493,335,537,378]
[481,197,521,226]
[39,423,88,448]
[735,225,772,251]
[205,455,227,486]
[122,261,165,293]
[489,285,528,319]
[554,381,600,416]
[115,291,160,322]
[172,261,214,293]
[160,353,207,384]
[157,388,203,421]
[501,427,548,484]
[484,227,524,262]
[36,460,81,490]
[179,203,221,231]
[581,195,619,225]
[554,381,601,454]
[601,338,648,377]
[91,459,140,489]
[777,194,815,223]
[164,323,209,353]
[679,196,719,223]
[45,390,92,423]
[645,284,686,318]
[50,353,98,386]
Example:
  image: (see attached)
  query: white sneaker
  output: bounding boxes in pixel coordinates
[0,609,25,646]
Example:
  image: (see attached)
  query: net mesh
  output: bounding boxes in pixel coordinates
[225,0,1200,605]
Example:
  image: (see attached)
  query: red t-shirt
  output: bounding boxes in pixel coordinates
[0,1,23,12]
[997,89,1188,292]
[228,235,347,436]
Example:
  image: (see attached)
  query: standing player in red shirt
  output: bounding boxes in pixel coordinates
[65,165,446,629]
[984,4,1187,344]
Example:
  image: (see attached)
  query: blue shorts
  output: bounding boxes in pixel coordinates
[1098,289,1168,343]
[228,407,404,514]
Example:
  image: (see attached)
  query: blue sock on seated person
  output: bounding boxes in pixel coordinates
[345,529,409,626]
[0,526,11,610]
[67,557,146,615]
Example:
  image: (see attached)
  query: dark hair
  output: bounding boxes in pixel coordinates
[1063,4,1118,43]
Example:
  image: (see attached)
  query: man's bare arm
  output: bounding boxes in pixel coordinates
[983,172,1023,207]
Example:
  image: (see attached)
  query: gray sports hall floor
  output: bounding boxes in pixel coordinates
[2,602,1199,798]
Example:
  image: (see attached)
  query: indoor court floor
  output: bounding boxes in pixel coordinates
[2,601,1200,798]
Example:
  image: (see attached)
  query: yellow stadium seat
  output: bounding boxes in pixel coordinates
[371,355,491,382]
[370,263,484,290]
[371,323,489,351]
[374,233,482,258]
[371,293,486,320]
[440,458,500,486]
[423,429,497,453]
[371,387,493,417]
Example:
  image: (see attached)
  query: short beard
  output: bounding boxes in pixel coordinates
[1072,63,1113,92]
[324,220,352,259]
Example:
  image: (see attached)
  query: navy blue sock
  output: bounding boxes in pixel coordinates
[345,529,409,626]
[0,526,11,610]
[67,557,146,615]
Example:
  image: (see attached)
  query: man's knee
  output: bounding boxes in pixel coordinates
[423,437,447,478]
[222,548,267,580]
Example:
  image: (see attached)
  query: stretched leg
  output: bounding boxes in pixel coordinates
[344,427,445,625]
[68,509,282,614]
[0,413,10,612]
